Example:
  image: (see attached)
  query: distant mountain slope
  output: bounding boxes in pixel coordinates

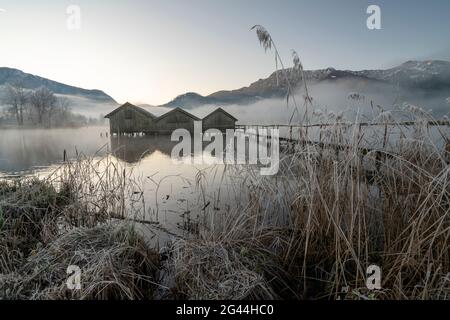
[354,60,450,90]
[0,67,116,103]
[160,60,450,108]
[160,92,219,109]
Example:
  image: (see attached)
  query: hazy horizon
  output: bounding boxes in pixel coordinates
[1,0,450,105]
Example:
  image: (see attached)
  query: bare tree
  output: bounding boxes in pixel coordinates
[29,87,56,125]
[58,96,71,112]
[53,96,71,126]
[3,83,28,125]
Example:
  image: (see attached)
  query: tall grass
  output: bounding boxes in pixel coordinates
[169,114,449,299]
[169,26,449,300]
[0,155,161,300]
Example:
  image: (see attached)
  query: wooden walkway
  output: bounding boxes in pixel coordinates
[235,120,450,129]
[234,120,450,159]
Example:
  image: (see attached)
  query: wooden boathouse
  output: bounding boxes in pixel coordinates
[105,102,237,135]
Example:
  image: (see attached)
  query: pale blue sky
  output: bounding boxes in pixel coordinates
[1,0,449,104]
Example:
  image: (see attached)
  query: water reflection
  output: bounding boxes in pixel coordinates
[0,127,109,174]
[108,134,234,243]
[0,127,231,174]
[110,135,175,163]
[0,127,236,243]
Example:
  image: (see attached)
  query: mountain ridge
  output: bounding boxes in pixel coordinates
[160,60,450,108]
[0,67,117,103]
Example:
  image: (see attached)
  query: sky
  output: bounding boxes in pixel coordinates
[1,0,450,105]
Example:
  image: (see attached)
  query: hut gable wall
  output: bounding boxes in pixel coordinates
[154,109,198,134]
[107,104,154,134]
[203,109,236,131]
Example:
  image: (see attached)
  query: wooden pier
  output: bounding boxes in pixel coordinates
[234,120,450,160]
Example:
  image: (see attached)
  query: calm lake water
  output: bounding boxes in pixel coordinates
[0,127,249,241]
[1,124,447,242]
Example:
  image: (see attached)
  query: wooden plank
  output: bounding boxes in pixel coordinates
[236,120,450,129]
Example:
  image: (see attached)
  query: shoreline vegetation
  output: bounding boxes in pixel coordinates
[0,110,448,299]
[0,122,106,130]
[1,26,449,300]
[0,114,107,129]
[0,84,106,129]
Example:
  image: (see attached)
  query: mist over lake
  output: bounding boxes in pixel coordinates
[0,127,109,174]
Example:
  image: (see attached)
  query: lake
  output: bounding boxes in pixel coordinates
[0,127,251,242]
[1,124,447,243]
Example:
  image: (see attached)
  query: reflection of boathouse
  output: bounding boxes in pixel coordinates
[105,102,237,135]
[110,135,174,163]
